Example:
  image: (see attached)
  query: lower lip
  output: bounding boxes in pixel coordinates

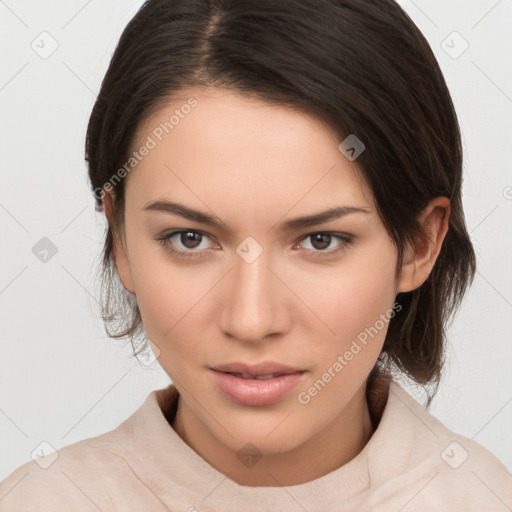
[210,369,305,406]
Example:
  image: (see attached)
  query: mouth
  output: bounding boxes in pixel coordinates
[210,368,306,406]
[210,361,305,379]
[219,371,296,380]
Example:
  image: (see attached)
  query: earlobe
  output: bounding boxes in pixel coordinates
[102,190,136,295]
[396,197,451,294]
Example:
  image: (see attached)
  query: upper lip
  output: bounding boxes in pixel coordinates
[210,361,304,376]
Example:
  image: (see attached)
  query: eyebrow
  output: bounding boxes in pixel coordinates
[143,200,371,233]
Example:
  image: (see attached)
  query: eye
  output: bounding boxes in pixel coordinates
[157,230,354,259]
[157,230,215,259]
[295,232,353,258]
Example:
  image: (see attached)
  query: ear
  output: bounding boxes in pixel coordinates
[102,190,136,295]
[396,196,451,294]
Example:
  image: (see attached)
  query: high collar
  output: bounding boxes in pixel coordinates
[107,376,433,511]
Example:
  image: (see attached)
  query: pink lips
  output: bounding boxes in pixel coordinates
[210,361,303,377]
[210,369,306,406]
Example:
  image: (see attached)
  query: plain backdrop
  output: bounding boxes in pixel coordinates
[0,0,511,480]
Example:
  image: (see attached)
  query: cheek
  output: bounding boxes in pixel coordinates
[317,244,398,363]
[127,244,215,351]
[333,273,393,338]
[298,264,397,410]
[132,267,207,378]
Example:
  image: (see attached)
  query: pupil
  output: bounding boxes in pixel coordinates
[181,231,201,249]
[312,233,330,250]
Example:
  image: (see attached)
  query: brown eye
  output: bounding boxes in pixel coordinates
[297,232,354,259]
[157,230,214,259]
[157,230,353,260]
[179,231,203,249]
[310,233,333,250]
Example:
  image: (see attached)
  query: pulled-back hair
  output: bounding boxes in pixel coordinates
[85,0,476,407]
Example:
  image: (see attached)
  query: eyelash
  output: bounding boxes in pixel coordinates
[157,230,354,260]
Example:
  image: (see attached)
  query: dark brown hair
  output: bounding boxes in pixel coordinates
[85,0,476,407]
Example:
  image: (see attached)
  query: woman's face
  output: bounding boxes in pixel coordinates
[111,86,410,483]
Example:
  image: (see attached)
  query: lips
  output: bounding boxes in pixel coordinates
[226,372,282,380]
[210,368,306,406]
[210,361,304,378]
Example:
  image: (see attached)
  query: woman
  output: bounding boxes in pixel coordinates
[1,0,511,510]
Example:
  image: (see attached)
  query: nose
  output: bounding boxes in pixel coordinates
[218,248,290,343]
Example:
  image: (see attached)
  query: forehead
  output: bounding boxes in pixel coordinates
[125,87,374,215]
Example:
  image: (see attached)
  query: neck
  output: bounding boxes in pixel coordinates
[171,381,376,487]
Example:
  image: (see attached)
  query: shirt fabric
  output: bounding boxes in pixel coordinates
[1,378,511,511]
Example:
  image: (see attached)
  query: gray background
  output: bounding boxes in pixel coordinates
[1,0,511,480]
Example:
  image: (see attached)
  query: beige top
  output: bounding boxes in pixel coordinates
[1,379,511,511]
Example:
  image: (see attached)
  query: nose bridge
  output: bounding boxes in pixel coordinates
[220,242,282,341]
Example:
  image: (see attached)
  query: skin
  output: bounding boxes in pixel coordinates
[102,86,450,486]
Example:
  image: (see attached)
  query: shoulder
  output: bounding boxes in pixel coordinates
[0,435,137,511]
[402,435,512,511]
[374,382,512,510]
[425,431,511,502]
